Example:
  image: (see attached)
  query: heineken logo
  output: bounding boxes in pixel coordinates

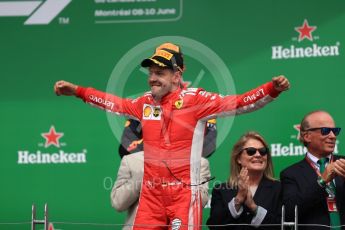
[270,124,340,157]
[293,124,301,141]
[18,150,87,164]
[41,126,64,148]
[271,19,341,60]
[272,43,340,59]
[17,125,87,164]
[295,19,317,42]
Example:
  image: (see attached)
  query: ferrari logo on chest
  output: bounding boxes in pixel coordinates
[174,99,183,109]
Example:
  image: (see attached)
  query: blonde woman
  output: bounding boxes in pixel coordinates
[207,131,281,229]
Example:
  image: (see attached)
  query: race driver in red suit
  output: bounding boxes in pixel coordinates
[54,43,290,230]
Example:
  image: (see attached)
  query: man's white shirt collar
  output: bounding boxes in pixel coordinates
[306,152,332,170]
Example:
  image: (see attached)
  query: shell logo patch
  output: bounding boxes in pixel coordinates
[143,104,161,120]
[143,106,152,118]
[174,99,183,109]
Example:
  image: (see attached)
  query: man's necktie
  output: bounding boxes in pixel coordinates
[318,157,341,230]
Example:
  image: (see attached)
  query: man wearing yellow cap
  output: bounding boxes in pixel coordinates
[54,42,290,230]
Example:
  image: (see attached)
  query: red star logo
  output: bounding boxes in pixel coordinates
[295,19,317,42]
[293,124,301,140]
[41,126,64,148]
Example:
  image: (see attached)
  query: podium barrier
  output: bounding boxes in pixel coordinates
[281,205,298,230]
[31,203,48,230]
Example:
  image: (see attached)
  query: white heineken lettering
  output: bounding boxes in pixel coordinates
[89,95,114,110]
[271,141,339,157]
[271,143,306,157]
[272,43,340,59]
[17,150,87,164]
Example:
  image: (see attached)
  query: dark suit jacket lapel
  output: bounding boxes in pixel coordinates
[300,158,319,183]
[221,184,236,204]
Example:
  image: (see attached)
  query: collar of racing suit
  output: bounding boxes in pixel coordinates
[157,88,182,145]
[160,87,182,104]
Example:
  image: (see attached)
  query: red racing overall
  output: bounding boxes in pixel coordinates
[76,82,280,229]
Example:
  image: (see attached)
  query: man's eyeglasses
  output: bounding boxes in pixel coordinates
[241,147,269,156]
[304,127,341,136]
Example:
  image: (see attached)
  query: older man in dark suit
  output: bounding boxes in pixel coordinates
[281,110,345,230]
